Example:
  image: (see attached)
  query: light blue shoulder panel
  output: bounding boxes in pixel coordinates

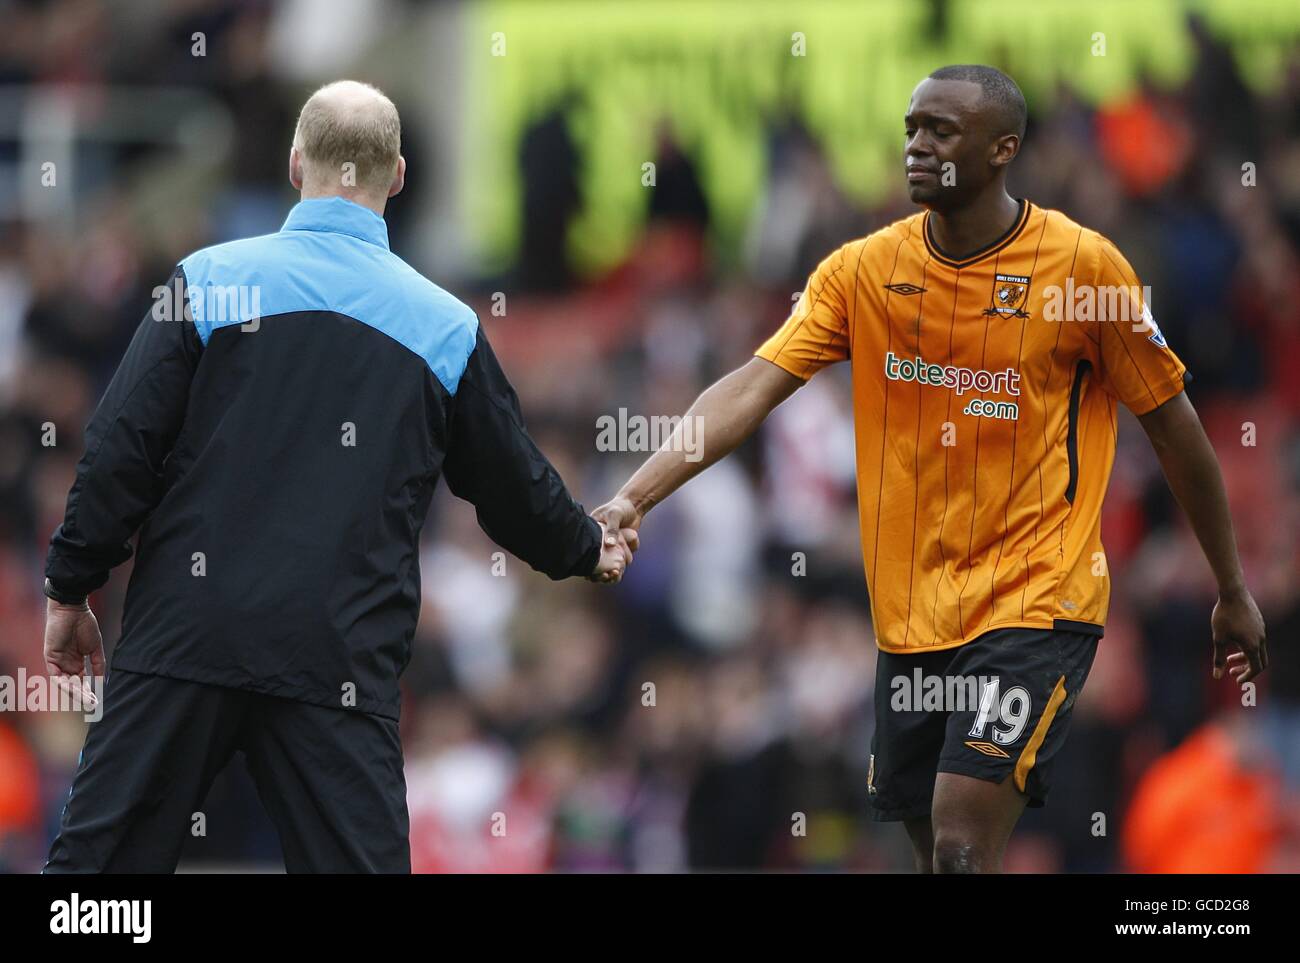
[179,231,479,395]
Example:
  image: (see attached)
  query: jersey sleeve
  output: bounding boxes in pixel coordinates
[755,242,853,379]
[1091,236,1189,415]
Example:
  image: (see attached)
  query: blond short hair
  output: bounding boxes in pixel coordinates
[293,80,401,195]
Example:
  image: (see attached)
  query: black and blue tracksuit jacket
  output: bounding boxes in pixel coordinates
[44,196,602,719]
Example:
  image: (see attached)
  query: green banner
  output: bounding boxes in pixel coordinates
[464,0,1300,274]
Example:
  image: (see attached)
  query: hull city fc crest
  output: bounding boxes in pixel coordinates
[985,273,1031,318]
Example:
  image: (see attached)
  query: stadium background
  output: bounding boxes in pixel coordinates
[1,0,1298,872]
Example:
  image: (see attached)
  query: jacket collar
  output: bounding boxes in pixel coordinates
[281,196,390,250]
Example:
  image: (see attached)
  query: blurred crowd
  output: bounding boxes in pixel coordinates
[0,0,1298,873]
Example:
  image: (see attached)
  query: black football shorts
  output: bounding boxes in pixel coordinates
[868,627,1099,821]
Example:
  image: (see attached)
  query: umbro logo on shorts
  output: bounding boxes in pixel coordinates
[964,740,1011,758]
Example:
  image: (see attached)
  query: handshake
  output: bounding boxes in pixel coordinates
[587,495,642,585]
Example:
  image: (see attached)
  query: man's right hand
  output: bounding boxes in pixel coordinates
[590,514,639,584]
[591,495,642,538]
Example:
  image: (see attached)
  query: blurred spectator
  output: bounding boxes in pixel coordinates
[1122,716,1287,873]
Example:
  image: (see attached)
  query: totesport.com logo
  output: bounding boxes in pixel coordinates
[884,351,1022,396]
[884,351,1022,420]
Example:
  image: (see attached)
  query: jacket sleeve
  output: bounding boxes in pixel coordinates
[45,266,203,596]
[441,326,602,580]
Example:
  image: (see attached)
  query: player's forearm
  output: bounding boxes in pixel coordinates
[1139,394,1247,596]
[615,359,799,518]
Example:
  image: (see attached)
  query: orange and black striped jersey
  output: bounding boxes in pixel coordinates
[756,200,1188,653]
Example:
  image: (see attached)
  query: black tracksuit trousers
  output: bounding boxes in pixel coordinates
[44,667,410,874]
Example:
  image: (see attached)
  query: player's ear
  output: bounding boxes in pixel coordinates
[990,133,1019,169]
[289,146,304,191]
[387,156,406,199]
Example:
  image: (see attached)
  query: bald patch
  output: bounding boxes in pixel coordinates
[293,80,401,195]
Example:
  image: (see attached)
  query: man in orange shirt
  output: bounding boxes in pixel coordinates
[1122,718,1282,874]
[595,65,1268,872]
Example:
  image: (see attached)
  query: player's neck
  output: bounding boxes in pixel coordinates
[299,186,389,217]
[927,191,1021,261]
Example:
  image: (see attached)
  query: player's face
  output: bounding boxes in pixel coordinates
[904,78,1000,211]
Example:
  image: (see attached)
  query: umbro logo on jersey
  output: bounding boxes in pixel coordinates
[884,283,926,295]
[964,740,1011,758]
